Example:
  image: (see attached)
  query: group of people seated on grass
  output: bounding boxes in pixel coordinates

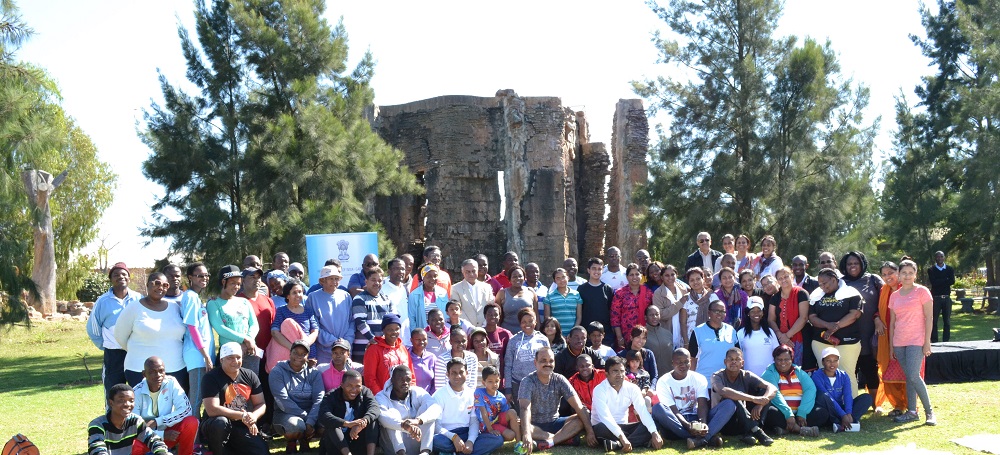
[86,233,942,454]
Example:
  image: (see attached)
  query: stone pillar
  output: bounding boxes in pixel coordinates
[578,143,610,260]
[606,99,649,259]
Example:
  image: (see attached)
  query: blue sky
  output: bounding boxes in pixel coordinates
[16,0,929,266]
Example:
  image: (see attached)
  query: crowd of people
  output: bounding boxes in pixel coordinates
[85,233,948,454]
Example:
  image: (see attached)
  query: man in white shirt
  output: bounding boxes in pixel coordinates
[591,356,664,452]
[377,365,439,455]
[652,348,733,449]
[132,356,199,455]
[601,247,627,291]
[431,358,504,455]
[451,259,494,327]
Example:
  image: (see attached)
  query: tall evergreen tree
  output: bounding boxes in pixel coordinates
[633,0,877,265]
[142,0,421,269]
[882,0,999,281]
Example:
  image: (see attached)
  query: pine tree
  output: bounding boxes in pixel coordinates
[142,0,421,269]
[633,0,877,264]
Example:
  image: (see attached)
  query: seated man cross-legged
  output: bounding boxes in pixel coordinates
[591,356,665,452]
[200,342,269,455]
[432,358,505,455]
[376,365,440,455]
[318,369,380,455]
[711,347,778,447]
[518,347,598,452]
[131,356,199,455]
[652,348,734,449]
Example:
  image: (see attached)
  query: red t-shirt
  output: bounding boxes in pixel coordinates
[239,290,275,350]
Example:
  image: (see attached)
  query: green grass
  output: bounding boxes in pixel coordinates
[947,300,1000,342]
[1,320,997,455]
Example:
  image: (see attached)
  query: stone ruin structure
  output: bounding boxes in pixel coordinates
[371,90,649,277]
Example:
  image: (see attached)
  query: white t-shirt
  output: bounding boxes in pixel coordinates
[655,370,709,416]
[602,267,627,291]
[735,327,780,377]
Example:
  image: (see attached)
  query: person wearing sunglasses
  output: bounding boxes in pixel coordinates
[685,232,723,276]
[114,272,189,392]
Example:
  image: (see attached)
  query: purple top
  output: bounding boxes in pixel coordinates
[409,348,437,395]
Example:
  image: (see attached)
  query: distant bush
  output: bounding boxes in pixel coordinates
[76,272,106,302]
[955,273,986,290]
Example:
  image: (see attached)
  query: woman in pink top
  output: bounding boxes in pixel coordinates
[888,259,935,426]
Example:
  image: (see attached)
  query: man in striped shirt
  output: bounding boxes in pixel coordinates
[352,267,394,363]
[88,383,167,455]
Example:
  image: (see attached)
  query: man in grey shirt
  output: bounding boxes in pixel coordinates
[518,347,597,452]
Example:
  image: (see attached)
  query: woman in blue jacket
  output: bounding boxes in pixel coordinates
[761,345,824,437]
[811,347,873,432]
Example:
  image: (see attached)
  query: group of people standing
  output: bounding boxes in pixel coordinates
[85,234,947,454]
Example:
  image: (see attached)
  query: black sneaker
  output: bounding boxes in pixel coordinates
[753,429,774,446]
[740,434,757,445]
[603,439,622,451]
[686,437,706,449]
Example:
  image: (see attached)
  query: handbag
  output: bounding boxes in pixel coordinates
[883,356,924,382]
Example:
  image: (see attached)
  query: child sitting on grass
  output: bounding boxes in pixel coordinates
[475,366,522,447]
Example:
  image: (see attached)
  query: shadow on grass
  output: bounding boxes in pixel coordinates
[0,354,100,395]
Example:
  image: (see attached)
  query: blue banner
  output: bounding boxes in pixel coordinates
[305,232,378,283]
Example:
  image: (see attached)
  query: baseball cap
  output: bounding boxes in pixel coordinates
[290,340,310,354]
[218,265,242,282]
[747,296,765,311]
[242,266,263,277]
[332,338,351,352]
[821,347,840,360]
[288,262,305,273]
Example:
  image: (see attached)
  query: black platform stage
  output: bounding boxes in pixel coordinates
[925,340,1000,384]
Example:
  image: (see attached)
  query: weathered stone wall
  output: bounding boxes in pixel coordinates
[606,99,650,259]
[371,92,646,278]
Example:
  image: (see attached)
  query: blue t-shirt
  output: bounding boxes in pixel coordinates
[474,387,510,430]
[180,289,214,369]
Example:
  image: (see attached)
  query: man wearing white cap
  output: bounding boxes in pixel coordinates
[200,342,268,455]
[307,264,355,364]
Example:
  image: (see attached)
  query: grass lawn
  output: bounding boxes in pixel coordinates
[1,315,997,455]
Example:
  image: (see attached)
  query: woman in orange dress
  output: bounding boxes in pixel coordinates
[875,260,907,415]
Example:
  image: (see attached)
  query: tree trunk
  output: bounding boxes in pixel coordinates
[21,169,67,316]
